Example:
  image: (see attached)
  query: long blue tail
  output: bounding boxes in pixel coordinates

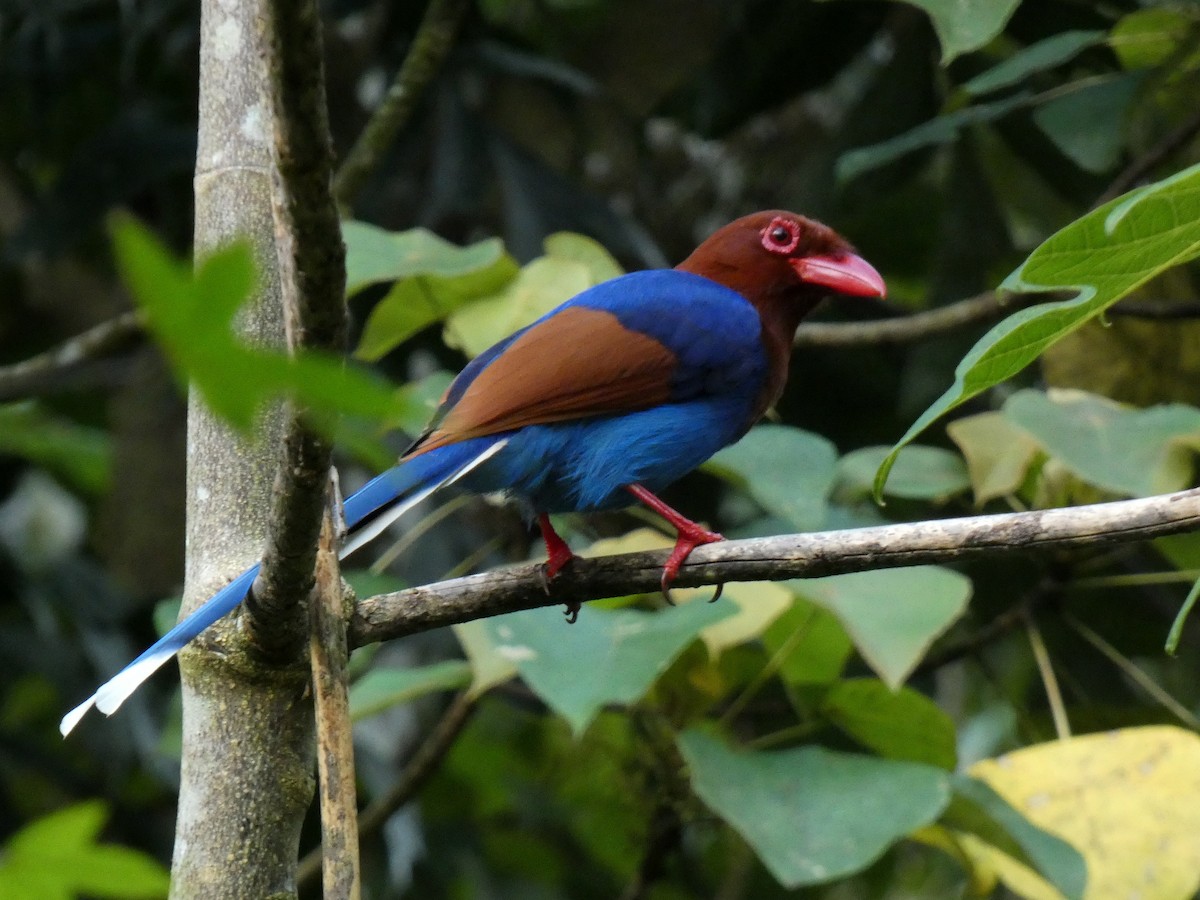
[61,438,507,736]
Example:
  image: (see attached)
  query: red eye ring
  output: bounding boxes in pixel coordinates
[760,216,801,255]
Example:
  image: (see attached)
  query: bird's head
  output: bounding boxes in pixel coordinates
[677,210,885,309]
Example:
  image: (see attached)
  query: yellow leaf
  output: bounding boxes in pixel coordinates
[963,726,1200,899]
[947,411,1040,504]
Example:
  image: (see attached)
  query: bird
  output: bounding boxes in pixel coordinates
[60,210,885,736]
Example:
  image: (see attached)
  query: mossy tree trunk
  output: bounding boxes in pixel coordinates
[172,0,322,895]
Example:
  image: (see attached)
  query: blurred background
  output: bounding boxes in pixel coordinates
[3,1,1199,897]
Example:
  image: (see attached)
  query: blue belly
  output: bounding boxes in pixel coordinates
[458,399,752,513]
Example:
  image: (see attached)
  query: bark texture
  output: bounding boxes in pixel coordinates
[174,0,315,895]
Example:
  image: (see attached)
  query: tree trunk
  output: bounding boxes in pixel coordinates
[172,0,315,895]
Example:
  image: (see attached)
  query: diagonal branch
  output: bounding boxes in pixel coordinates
[349,489,1200,648]
[793,290,1044,347]
[333,0,471,205]
[0,310,144,401]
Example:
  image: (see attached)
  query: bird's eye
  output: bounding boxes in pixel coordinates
[760,217,801,254]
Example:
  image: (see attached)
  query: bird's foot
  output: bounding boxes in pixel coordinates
[537,513,582,622]
[624,484,727,604]
[660,521,725,604]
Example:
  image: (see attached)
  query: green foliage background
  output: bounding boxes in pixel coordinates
[3,0,1200,897]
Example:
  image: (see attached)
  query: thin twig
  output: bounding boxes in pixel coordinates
[333,0,471,205]
[1064,612,1200,729]
[0,310,144,401]
[309,507,361,900]
[296,691,477,889]
[1096,104,1200,206]
[349,489,1200,649]
[1025,612,1070,740]
[370,494,472,573]
[793,291,1039,348]
[719,606,815,726]
[914,575,1064,677]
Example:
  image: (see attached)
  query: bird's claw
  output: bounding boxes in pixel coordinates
[659,522,724,605]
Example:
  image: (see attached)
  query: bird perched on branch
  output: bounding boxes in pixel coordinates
[61,210,884,735]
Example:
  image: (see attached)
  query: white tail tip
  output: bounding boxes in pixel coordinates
[60,650,175,736]
[60,696,97,737]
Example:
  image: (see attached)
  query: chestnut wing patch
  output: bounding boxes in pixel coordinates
[409,306,678,456]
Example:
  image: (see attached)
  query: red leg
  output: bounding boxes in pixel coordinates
[538,513,582,622]
[625,484,724,602]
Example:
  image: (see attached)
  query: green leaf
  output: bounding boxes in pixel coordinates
[874,163,1200,498]
[946,411,1042,504]
[542,231,623,282]
[707,425,838,530]
[349,660,472,721]
[1002,389,1200,498]
[822,678,958,769]
[837,92,1031,183]
[763,598,854,686]
[678,729,950,888]
[1110,8,1196,71]
[348,224,519,362]
[822,0,1019,62]
[111,214,415,435]
[793,566,971,689]
[444,232,623,358]
[837,444,969,501]
[484,602,733,734]
[111,212,259,424]
[947,775,1088,900]
[1032,74,1144,174]
[453,620,519,699]
[343,221,512,295]
[0,801,169,900]
[963,30,1107,96]
[0,402,111,495]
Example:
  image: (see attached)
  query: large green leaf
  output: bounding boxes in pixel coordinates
[1002,389,1200,498]
[678,729,950,888]
[837,444,969,502]
[0,801,169,900]
[1032,73,1144,174]
[444,232,623,358]
[343,221,512,296]
[963,30,1107,96]
[875,163,1200,498]
[792,566,972,688]
[822,678,958,769]
[763,597,854,686]
[825,0,1020,62]
[346,222,518,362]
[706,425,838,530]
[112,214,411,435]
[484,601,733,734]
